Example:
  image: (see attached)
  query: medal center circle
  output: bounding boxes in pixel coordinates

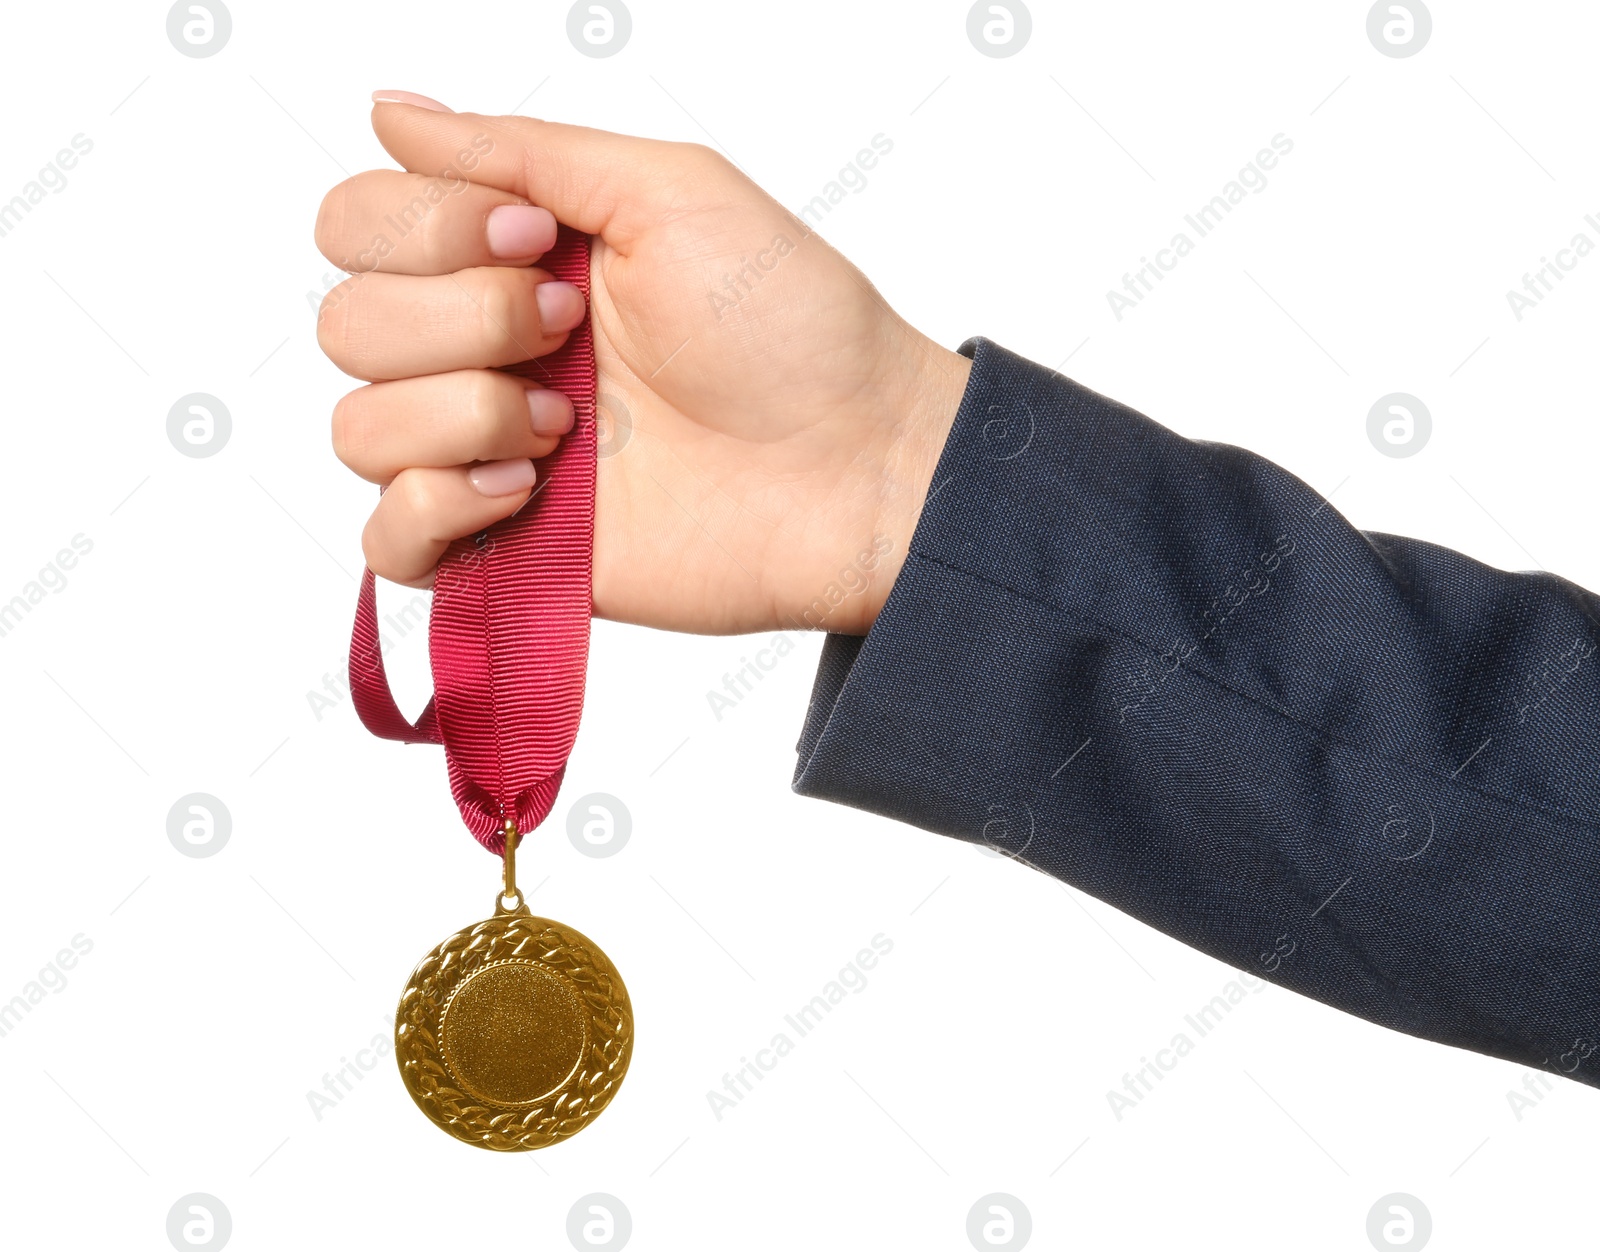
[439,960,588,1106]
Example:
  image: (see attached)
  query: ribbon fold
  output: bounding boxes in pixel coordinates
[347,226,597,854]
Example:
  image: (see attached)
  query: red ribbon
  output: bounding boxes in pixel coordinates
[347,227,596,855]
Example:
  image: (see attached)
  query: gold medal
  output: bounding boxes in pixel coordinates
[394,820,634,1151]
[345,226,620,1149]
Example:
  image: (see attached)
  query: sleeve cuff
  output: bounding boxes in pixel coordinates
[790,335,1061,839]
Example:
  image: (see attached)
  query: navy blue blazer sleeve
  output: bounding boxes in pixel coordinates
[792,336,1600,1086]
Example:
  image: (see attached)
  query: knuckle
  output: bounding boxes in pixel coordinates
[390,470,442,530]
[329,389,371,469]
[360,516,383,570]
[313,187,342,260]
[361,514,404,583]
[474,274,521,357]
[465,371,511,443]
[315,276,360,355]
[318,275,388,377]
[683,141,729,174]
[315,173,380,267]
[410,199,453,273]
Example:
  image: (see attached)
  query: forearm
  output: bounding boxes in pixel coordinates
[794,337,1600,1083]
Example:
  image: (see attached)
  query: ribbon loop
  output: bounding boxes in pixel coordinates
[347,226,597,854]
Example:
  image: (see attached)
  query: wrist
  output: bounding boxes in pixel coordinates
[860,329,972,631]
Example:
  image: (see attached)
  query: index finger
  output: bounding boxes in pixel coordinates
[315,168,559,275]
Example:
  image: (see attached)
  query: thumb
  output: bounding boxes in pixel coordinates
[369,94,716,250]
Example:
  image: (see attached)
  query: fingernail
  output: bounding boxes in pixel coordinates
[371,90,453,112]
[469,459,537,496]
[535,281,586,333]
[526,388,575,436]
[487,205,558,259]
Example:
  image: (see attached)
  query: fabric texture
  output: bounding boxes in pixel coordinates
[793,336,1600,1086]
[349,226,596,854]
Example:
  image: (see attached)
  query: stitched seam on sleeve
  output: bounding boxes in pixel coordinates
[908,549,1600,833]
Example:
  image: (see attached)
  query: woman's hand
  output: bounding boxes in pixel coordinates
[315,92,970,635]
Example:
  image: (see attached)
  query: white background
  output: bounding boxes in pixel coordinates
[1,1,1595,1249]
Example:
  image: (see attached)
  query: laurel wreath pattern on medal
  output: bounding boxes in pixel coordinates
[396,912,633,1151]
